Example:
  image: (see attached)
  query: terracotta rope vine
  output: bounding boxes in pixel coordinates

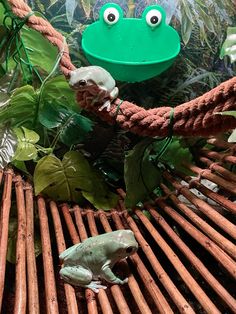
[6,0,236,137]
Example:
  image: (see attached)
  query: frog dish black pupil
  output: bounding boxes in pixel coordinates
[150,16,159,24]
[108,13,115,22]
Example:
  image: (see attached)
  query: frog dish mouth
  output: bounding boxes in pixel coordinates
[81,4,180,82]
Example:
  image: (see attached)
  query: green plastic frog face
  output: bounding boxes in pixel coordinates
[82,3,180,82]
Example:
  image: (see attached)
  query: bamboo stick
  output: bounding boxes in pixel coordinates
[50,201,79,314]
[14,176,27,314]
[25,182,39,314]
[0,170,13,311]
[200,148,236,164]
[199,156,236,182]
[37,196,59,314]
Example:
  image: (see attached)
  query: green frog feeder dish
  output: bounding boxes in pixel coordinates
[76,3,180,83]
[69,3,180,111]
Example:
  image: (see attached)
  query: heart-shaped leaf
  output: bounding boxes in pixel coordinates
[34,151,118,209]
[0,124,18,169]
[39,101,93,145]
[13,127,40,161]
[34,151,92,202]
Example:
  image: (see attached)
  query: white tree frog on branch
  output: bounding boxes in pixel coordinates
[59,230,138,293]
[69,66,119,111]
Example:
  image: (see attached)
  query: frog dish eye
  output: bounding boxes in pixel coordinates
[103,7,120,25]
[145,9,162,28]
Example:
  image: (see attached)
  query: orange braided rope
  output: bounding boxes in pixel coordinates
[6,0,236,137]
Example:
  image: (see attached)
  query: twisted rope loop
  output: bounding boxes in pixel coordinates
[5,0,236,137]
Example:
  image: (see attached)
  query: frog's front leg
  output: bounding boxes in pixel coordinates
[99,99,111,111]
[110,87,119,100]
[99,87,119,111]
[100,262,128,285]
[98,87,118,112]
[60,266,107,293]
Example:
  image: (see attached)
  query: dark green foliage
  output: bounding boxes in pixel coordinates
[124,138,162,207]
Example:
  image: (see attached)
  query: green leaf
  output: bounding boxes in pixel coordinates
[82,169,118,210]
[0,124,18,169]
[0,85,38,128]
[11,160,30,176]
[153,138,193,174]
[124,139,162,208]
[34,151,118,209]
[13,127,40,161]
[220,27,236,63]
[42,75,77,110]
[34,152,87,201]
[216,111,236,118]
[0,26,16,63]
[181,11,193,45]
[39,101,93,146]
[21,26,58,73]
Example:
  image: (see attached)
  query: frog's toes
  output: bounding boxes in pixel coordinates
[99,100,111,111]
[86,281,107,293]
[120,277,129,285]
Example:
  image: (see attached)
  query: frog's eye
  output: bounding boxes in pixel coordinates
[126,246,134,254]
[103,7,120,25]
[78,79,87,86]
[145,9,162,27]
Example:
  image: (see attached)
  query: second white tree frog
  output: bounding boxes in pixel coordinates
[69,66,119,111]
[59,230,138,293]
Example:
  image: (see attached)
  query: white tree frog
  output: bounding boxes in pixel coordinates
[69,66,119,111]
[59,230,138,293]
